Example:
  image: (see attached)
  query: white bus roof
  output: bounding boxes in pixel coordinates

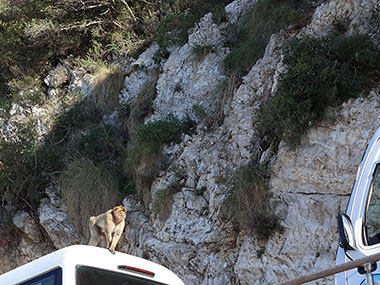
[0,245,184,285]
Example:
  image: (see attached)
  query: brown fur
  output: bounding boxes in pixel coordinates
[88,206,126,254]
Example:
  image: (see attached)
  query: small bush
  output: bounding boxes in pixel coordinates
[210,4,228,25]
[60,158,120,237]
[74,124,124,165]
[257,33,380,147]
[156,13,198,49]
[125,115,194,206]
[224,0,309,76]
[38,97,124,182]
[224,163,282,240]
[8,76,45,107]
[51,99,103,144]
[192,104,207,120]
[0,120,41,204]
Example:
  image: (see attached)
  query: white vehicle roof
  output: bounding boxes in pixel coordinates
[0,245,184,285]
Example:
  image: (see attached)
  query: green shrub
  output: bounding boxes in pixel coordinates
[156,13,198,49]
[210,4,228,25]
[37,98,124,179]
[75,124,124,165]
[258,33,380,147]
[52,99,103,143]
[224,163,282,240]
[8,76,45,107]
[192,104,207,120]
[35,100,102,177]
[60,157,120,237]
[224,0,308,76]
[0,120,40,204]
[125,115,194,205]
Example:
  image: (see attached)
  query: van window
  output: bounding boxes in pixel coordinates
[366,164,380,245]
[21,268,62,285]
[76,265,166,285]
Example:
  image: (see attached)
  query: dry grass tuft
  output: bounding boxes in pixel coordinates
[60,157,120,238]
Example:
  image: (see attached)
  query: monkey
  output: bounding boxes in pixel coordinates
[88,206,126,254]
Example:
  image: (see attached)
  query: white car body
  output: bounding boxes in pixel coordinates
[336,126,380,284]
[0,245,185,285]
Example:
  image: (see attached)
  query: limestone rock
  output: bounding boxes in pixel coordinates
[118,42,159,106]
[2,0,380,284]
[38,184,81,249]
[8,210,53,271]
[44,64,69,89]
[153,44,227,120]
[13,211,43,243]
[225,0,256,23]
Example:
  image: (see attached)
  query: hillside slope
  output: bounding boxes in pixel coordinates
[1,0,380,284]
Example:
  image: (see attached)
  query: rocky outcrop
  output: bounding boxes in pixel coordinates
[2,0,380,283]
[115,0,380,283]
[38,184,81,248]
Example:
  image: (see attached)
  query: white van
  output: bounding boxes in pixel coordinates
[336,126,380,284]
[0,245,185,285]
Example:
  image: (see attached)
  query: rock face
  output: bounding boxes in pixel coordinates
[2,0,380,283]
[38,184,81,248]
[152,14,228,121]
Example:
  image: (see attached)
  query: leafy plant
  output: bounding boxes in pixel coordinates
[74,124,124,165]
[156,0,232,49]
[192,104,207,120]
[258,33,380,147]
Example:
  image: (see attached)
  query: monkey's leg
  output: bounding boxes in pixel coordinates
[88,232,101,246]
[88,219,101,246]
[108,229,122,254]
[105,231,112,249]
[99,234,107,248]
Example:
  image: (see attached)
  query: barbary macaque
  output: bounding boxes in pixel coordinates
[88,206,126,254]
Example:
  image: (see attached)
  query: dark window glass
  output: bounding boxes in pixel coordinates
[76,265,166,285]
[366,164,380,245]
[21,268,62,285]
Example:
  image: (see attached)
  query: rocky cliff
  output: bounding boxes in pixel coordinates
[1,0,380,284]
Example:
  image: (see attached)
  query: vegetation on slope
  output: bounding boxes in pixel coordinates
[0,0,232,103]
[258,33,380,147]
[224,0,311,77]
[1,0,380,244]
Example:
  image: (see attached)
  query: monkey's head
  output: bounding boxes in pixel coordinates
[113,206,127,221]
